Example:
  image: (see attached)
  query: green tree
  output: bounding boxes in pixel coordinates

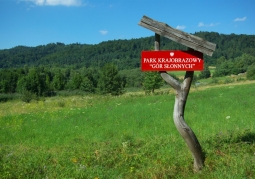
[119,68,144,88]
[16,67,56,99]
[97,63,125,95]
[17,68,46,97]
[83,68,98,89]
[233,53,255,74]
[42,72,55,96]
[66,71,82,90]
[143,71,164,94]
[29,68,44,96]
[52,70,66,91]
[0,70,18,93]
[71,72,82,90]
[214,61,234,77]
[199,64,211,79]
[216,56,227,65]
[80,77,95,93]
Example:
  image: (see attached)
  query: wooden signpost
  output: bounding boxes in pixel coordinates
[138,15,216,172]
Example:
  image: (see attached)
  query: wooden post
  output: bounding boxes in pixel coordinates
[155,33,160,51]
[140,16,215,171]
[155,33,204,171]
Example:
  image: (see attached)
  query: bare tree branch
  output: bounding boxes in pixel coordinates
[160,71,181,90]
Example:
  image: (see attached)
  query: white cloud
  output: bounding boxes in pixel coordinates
[198,22,205,27]
[176,25,186,30]
[234,17,246,22]
[198,22,219,27]
[24,0,83,6]
[33,0,44,5]
[99,30,108,35]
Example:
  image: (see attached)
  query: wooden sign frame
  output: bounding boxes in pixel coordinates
[139,15,216,56]
[138,15,217,172]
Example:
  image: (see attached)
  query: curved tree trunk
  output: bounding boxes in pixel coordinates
[155,33,204,171]
[160,71,204,172]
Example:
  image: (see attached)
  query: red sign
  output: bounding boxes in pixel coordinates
[141,50,204,71]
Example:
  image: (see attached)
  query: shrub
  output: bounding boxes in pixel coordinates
[192,74,199,85]
[210,78,219,84]
[224,78,234,84]
[236,77,246,82]
[246,64,255,80]
[0,93,15,102]
[20,90,34,103]
[199,64,211,79]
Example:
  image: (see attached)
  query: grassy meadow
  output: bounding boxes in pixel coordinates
[0,81,255,178]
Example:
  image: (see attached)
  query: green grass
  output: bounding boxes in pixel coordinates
[0,83,255,178]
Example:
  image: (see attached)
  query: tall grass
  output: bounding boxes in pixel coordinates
[0,83,255,178]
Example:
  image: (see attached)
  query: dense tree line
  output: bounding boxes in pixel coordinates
[213,53,255,77]
[1,32,255,101]
[1,32,255,70]
[1,52,255,102]
[0,64,126,102]
[194,32,255,65]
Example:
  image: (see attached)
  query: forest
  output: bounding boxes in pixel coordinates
[0,31,255,101]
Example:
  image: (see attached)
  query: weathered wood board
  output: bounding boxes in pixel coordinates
[138,15,216,56]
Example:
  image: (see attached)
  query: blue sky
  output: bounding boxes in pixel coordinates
[0,0,254,50]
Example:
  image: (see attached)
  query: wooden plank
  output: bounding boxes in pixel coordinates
[138,15,216,56]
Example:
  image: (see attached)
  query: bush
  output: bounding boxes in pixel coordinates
[97,63,125,96]
[210,78,219,84]
[143,72,164,94]
[199,64,211,79]
[56,90,86,97]
[246,64,255,80]
[20,90,34,103]
[192,74,198,85]
[0,93,17,102]
[236,77,246,82]
[224,78,234,84]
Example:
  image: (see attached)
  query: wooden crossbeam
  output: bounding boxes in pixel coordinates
[138,15,216,56]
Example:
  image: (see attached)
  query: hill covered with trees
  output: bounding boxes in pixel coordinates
[1,32,255,69]
[0,32,255,101]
